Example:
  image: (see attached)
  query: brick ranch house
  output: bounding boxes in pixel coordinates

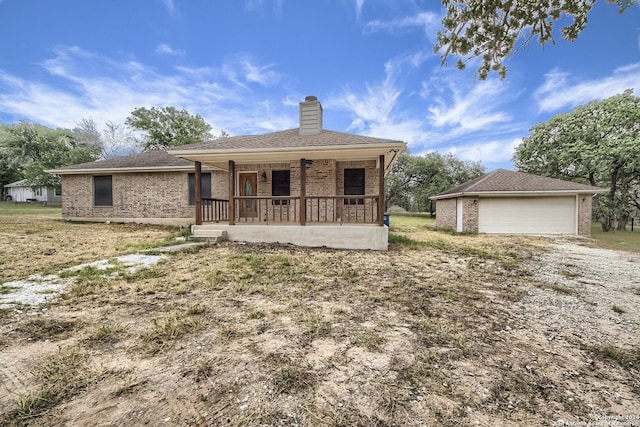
[46,149,224,223]
[48,96,406,250]
[430,169,606,236]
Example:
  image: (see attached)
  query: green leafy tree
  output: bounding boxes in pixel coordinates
[514,89,640,231]
[436,0,634,79]
[125,106,213,151]
[0,121,100,189]
[386,151,486,213]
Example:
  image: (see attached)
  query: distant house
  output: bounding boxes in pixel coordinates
[430,169,606,236]
[48,96,406,250]
[3,179,62,203]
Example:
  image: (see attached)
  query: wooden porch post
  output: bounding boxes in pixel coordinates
[228,160,235,225]
[300,158,306,226]
[195,161,202,225]
[378,154,385,226]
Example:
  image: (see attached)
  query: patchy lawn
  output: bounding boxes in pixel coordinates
[0,207,638,426]
[591,221,640,253]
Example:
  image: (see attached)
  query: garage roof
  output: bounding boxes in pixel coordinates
[430,169,606,200]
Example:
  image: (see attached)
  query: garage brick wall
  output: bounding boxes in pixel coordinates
[435,198,456,230]
[578,194,593,236]
[435,194,595,236]
[462,198,479,233]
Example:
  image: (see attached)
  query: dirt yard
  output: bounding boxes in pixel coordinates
[0,207,638,426]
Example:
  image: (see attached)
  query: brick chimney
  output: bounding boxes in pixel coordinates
[299,95,323,135]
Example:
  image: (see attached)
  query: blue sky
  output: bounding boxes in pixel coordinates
[0,0,639,169]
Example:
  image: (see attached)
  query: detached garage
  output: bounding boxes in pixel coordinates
[431,169,606,236]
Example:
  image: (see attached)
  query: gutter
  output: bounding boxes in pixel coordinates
[429,189,608,200]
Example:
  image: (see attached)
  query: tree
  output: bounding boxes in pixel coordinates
[514,89,640,231]
[125,106,213,151]
[385,151,486,213]
[74,118,138,159]
[436,0,634,80]
[0,121,100,189]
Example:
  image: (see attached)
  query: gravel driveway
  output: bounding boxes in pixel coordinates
[515,238,640,348]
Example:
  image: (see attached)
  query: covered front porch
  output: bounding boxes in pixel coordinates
[192,157,387,227]
[189,156,390,250]
[168,94,405,250]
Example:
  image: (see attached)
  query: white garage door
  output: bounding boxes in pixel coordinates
[478,197,576,234]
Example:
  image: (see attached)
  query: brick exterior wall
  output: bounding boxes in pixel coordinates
[462,197,479,233]
[336,160,378,223]
[232,159,379,223]
[435,198,456,231]
[436,194,594,235]
[211,170,229,199]
[61,170,224,223]
[61,160,382,225]
[578,194,593,236]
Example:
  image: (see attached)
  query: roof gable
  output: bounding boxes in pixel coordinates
[433,169,605,199]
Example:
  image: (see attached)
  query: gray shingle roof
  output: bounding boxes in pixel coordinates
[434,169,604,198]
[47,150,193,173]
[172,128,404,152]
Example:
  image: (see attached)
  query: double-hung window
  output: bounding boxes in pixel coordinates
[344,168,365,205]
[188,173,212,205]
[272,170,290,205]
[94,175,113,206]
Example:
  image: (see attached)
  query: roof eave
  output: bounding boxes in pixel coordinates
[168,142,406,157]
[430,189,607,200]
[45,165,224,175]
[170,142,406,173]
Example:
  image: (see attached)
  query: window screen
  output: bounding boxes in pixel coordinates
[188,173,212,205]
[344,168,365,205]
[272,170,290,205]
[94,175,113,206]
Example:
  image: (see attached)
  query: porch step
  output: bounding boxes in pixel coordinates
[190,228,227,242]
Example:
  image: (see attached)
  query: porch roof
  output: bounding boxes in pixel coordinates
[168,128,406,172]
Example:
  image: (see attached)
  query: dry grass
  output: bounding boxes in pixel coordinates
[0,206,638,425]
[0,203,181,283]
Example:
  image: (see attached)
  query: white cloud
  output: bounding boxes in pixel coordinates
[355,0,365,22]
[160,0,176,15]
[364,11,440,41]
[155,44,185,56]
[535,63,640,113]
[426,78,513,131]
[0,46,292,139]
[443,138,522,166]
[221,53,281,89]
[245,0,283,13]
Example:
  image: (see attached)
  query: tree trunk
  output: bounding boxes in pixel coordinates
[616,215,628,231]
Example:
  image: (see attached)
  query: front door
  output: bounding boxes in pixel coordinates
[238,172,258,218]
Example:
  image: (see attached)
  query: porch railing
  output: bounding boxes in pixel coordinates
[201,198,229,222]
[233,196,300,223]
[306,196,379,224]
[200,195,381,225]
